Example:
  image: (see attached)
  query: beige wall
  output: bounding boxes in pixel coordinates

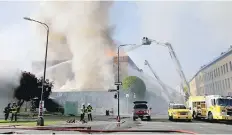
[191,51,232,96]
[189,78,197,96]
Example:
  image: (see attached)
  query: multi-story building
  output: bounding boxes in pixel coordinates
[189,46,232,96]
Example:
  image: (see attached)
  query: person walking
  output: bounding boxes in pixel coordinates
[4,103,11,121]
[87,103,93,121]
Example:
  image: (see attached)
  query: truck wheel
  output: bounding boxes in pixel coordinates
[187,119,192,122]
[133,117,136,121]
[147,116,151,121]
[169,116,173,121]
[192,111,196,119]
[208,112,214,122]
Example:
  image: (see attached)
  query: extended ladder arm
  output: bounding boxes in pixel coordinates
[165,43,190,99]
[142,37,190,100]
[144,60,172,102]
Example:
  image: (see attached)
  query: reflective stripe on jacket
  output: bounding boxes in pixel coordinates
[87,106,93,112]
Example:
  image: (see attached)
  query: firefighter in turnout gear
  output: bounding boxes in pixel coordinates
[87,103,93,121]
[11,103,18,121]
[80,103,86,121]
[4,103,11,121]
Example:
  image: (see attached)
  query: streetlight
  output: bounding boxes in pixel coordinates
[24,17,49,126]
[116,44,136,122]
[141,37,190,101]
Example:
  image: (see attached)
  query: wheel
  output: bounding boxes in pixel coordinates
[133,116,136,121]
[187,119,192,122]
[208,112,214,122]
[147,116,151,121]
[169,115,173,121]
[192,111,197,119]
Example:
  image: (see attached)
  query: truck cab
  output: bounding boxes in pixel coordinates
[187,95,232,121]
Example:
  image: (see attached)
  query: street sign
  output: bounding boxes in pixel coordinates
[108,89,118,92]
[115,82,122,85]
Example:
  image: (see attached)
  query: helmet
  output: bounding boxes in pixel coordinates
[82,103,85,106]
[88,103,90,106]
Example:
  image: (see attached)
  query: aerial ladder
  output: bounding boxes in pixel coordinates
[142,37,190,101]
[144,60,172,102]
[166,43,190,100]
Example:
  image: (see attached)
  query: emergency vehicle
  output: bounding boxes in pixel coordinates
[187,95,232,121]
[168,103,192,122]
[132,101,151,121]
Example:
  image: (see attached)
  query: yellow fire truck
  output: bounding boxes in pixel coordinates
[187,95,232,121]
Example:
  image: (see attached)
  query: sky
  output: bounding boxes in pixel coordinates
[1,1,232,89]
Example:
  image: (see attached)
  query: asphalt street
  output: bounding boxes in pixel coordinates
[1,115,232,134]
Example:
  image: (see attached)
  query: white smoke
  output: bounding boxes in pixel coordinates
[34,1,116,90]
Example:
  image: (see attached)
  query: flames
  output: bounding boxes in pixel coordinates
[105,49,128,57]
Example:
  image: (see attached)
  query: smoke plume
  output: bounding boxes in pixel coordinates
[34,1,116,90]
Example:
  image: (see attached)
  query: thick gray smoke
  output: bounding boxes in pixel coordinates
[34,1,116,90]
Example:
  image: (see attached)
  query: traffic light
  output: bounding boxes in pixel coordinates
[114,93,117,99]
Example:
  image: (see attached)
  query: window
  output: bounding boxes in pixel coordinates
[223,80,225,90]
[226,63,229,72]
[230,61,232,71]
[228,78,230,89]
[221,66,223,75]
[219,81,221,91]
[223,65,226,74]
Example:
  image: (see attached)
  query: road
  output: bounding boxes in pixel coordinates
[1,115,232,134]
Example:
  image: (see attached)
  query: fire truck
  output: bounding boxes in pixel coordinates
[187,95,232,121]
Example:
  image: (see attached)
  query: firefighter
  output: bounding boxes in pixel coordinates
[11,103,18,121]
[4,103,11,121]
[80,103,86,121]
[87,103,93,121]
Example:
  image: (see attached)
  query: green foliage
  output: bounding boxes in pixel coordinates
[122,76,137,90]
[122,76,146,101]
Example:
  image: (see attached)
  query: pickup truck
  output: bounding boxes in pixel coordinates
[133,101,151,121]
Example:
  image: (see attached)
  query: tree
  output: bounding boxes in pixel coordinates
[122,76,137,90]
[122,76,146,101]
[13,71,53,112]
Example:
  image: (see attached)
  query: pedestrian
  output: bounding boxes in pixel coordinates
[4,103,11,121]
[87,103,93,121]
[11,103,18,121]
[80,103,86,121]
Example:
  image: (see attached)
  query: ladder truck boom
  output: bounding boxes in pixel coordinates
[166,43,190,99]
[141,37,190,101]
[144,60,172,102]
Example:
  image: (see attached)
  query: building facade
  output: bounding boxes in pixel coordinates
[189,47,232,96]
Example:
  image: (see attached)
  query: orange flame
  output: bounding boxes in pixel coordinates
[105,49,127,57]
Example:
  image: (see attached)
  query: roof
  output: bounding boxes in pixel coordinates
[189,47,232,82]
[169,103,185,106]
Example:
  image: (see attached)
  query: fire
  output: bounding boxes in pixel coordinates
[106,50,116,56]
[105,49,127,57]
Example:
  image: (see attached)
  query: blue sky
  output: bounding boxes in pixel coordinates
[1,1,232,89]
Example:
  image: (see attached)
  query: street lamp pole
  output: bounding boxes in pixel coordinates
[24,17,49,126]
[117,44,136,122]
